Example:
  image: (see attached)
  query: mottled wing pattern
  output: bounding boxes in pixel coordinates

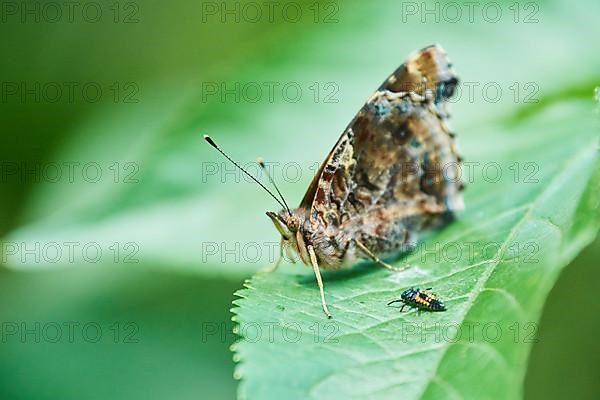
[302,45,463,256]
[381,44,458,101]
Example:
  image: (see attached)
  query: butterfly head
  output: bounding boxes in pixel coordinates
[266,209,311,265]
[266,210,299,241]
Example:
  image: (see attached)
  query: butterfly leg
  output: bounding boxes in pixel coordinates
[307,244,333,319]
[262,238,295,273]
[354,240,409,272]
[261,245,283,273]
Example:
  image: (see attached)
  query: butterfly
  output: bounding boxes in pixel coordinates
[205,44,464,318]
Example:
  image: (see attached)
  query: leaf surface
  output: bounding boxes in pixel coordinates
[232,98,600,399]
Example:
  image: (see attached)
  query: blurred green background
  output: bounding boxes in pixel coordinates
[1,0,598,399]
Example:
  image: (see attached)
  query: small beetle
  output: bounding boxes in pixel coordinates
[387,287,446,312]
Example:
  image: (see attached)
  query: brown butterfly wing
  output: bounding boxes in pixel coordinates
[300,45,463,241]
[381,44,458,98]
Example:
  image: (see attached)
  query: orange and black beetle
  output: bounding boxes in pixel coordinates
[387,287,446,312]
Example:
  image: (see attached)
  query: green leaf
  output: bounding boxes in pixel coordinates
[232,97,600,400]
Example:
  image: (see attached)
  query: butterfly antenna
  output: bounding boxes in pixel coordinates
[203,134,290,213]
[257,158,292,216]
